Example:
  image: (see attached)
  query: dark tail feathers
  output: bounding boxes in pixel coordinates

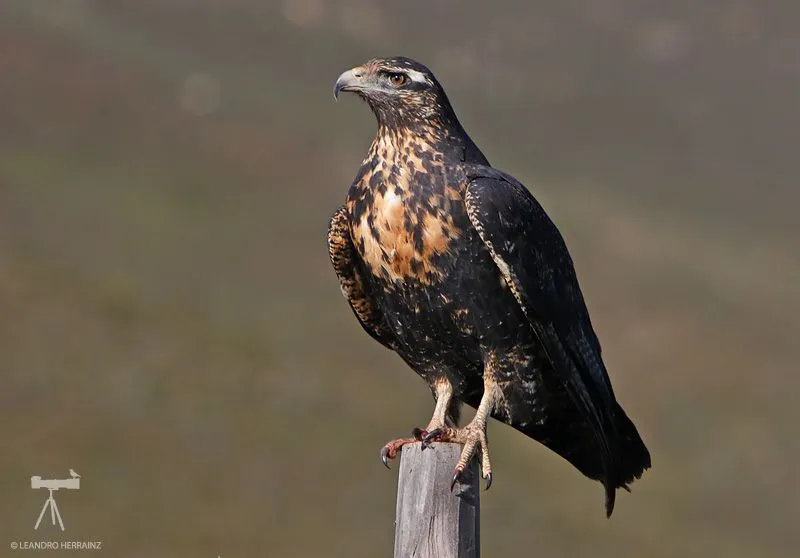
[604,404,651,517]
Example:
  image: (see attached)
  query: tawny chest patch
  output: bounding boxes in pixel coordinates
[349,168,463,284]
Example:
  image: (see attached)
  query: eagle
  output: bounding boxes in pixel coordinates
[328,57,650,516]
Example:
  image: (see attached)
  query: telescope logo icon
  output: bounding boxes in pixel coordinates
[31,471,81,531]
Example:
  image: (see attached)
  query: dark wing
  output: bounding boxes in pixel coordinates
[464,168,625,515]
[327,206,397,350]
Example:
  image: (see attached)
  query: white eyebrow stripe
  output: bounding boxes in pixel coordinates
[406,69,429,84]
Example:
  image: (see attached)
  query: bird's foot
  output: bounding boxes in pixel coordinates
[447,421,492,491]
[379,422,492,488]
[415,418,455,447]
[379,427,429,468]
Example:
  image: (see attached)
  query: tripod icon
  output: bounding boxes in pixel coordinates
[35,488,65,531]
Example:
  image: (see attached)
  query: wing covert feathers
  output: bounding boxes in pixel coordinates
[327,206,397,350]
[464,171,650,516]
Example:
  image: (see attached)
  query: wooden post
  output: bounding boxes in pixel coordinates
[394,442,480,558]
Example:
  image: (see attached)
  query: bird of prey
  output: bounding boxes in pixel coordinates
[329,57,650,516]
[69,469,80,479]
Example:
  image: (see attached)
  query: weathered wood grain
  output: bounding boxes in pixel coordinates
[394,442,480,558]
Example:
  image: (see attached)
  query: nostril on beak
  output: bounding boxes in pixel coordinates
[352,70,364,79]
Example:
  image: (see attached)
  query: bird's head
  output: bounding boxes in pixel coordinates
[334,57,456,129]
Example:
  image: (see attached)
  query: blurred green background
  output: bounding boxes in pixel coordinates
[1,1,799,556]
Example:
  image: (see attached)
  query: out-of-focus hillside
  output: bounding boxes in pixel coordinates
[0,1,798,556]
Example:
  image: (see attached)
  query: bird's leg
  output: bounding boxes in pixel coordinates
[419,378,456,448]
[380,378,454,467]
[445,375,498,490]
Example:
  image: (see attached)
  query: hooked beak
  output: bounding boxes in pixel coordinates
[333,66,366,100]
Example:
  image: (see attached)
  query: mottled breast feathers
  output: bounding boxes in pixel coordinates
[347,128,465,284]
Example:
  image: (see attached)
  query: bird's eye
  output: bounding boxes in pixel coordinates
[387,72,408,87]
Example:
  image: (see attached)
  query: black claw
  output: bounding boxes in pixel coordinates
[380,447,391,469]
[411,427,426,441]
[421,427,444,449]
[450,469,462,491]
[484,472,493,491]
